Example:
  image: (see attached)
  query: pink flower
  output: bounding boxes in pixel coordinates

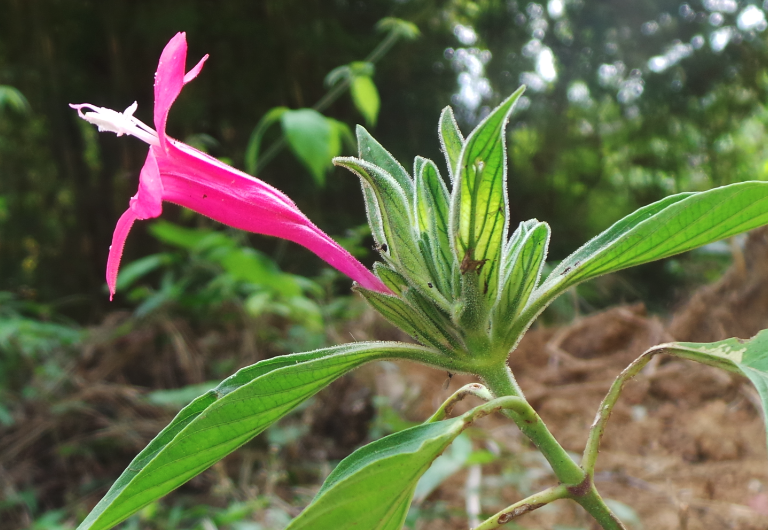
[71,32,388,299]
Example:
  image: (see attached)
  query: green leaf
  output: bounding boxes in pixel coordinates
[281,109,335,186]
[351,75,380,126]
[355,287,457,353]
[286,396,517,530]
[492,222,550,345]
[362,181,387,250]
[149,220,211,249]
[438,106,463,184]
[355,126,414,200]
[350,128,415,260]
[402,287,462,351]
[451,87,525,301]
[531,181,768,315]
[334,157,435,300]
[0,85,30,114]
[244,106,288,175]
[285,416,465,530]
[374,263,409,296]
[376,17,420,40]
[662,329,768,453]
[76,342,433,530]
[115,253,173,291]
[415,158,453,297]
[327,118,355,152]
[412,433,472,503]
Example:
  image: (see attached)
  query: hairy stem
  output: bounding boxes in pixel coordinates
[580,349,657,476]
[426,383,493,423]
[481,364,585,485]
[481,363,627,529]
[471,485,568,530]
[572,483,627,530]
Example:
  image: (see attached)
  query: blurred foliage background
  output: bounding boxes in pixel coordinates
[3,0,768,528]
[4,0,768,319]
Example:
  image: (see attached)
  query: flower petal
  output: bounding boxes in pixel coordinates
[107,208,138,300]
[130,149,164,219]
[153,32,207,148]
[183,54,208,84]
[158,142,390,293]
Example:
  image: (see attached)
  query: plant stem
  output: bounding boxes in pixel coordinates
[580,349,656,476]
[581,340,743,477]
[480,364,584,485]
[426,382,493,423]
[481,363,627,529]
[573,483,627,530]
[471,485,568,530]
[254,30,402,174]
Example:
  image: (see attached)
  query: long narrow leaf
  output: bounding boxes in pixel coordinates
[415,158,453,297]
[77,342,436,530]
[285,397,513,530]
[492,222,549,345]
[356,125,414,200]
[450,87,525,301]
[438,106,463,184]
[355,288,457,353]
[335,157,439,305]
[531,181,768,312]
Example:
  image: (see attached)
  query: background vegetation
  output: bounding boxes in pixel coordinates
[3,0,768,528]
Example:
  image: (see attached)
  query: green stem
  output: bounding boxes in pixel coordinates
[480,364,584,485]
[471,485,568,530]
[573,483,627,530]
[580,349,656,476]
[580,341,742,477]
[426,382,493,423]
[481,363,627,529]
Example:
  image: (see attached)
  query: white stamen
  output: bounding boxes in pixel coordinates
[69,102,160,146]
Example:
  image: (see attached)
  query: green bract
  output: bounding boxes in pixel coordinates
[336,87,768,365]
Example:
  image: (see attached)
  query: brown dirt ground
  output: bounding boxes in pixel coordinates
[3,229,768,529]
